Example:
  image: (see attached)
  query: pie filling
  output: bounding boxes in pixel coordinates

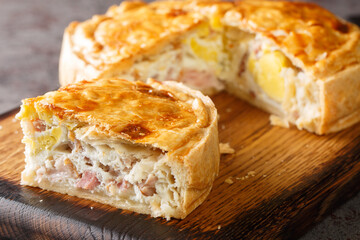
[20,117,182,219]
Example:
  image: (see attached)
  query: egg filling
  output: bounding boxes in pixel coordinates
[248,50,290,102]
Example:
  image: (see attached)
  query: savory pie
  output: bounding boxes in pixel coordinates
[16,78,219,219]
[59,0,360,134]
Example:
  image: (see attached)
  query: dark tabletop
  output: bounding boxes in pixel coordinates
[0,0,359,239]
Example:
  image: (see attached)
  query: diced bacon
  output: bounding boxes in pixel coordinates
[117,179,130,192]
[106,179,132,195]
[139,174,158,196]
[37,158,78,183]
[181,69,224,92]
[32,119,46,132]
[76,171,100,190]
[24,119,46,134]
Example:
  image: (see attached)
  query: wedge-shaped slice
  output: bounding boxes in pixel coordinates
[16,78,219,219]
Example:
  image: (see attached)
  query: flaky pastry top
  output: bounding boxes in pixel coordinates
[66,0,360,79]
[21,79,213,153]
[68,1,204,70]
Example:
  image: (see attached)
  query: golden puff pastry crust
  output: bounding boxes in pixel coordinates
[16,78,219,219]
[59,0,360,134]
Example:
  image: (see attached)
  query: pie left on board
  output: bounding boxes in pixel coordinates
[16,78,219,219]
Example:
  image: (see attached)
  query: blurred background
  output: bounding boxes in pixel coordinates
[0,0,359,239]
[0,0,119,114]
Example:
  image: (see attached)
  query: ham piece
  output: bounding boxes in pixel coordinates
[181,69,224,92]
[139,174,158,196]
[32,119,46,132]
[117,179,131,192]
[76,171,100,190]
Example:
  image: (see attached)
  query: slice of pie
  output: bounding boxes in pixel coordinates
[16,78,219,219]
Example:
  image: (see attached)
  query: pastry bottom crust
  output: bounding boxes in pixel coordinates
[22,178,212,219]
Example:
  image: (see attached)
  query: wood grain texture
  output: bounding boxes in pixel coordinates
[1,93,360,240]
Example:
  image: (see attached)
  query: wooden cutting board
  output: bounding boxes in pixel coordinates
[1,92,360,240]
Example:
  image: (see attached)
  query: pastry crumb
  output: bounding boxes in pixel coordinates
[270,115,289,128]
[217,225,221,230]
[237,171,257,180]
[219,143,235,154]
[90,206,94,210]
[225,177,234,184]
[39,199,43,202]
[263,175,267,177]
